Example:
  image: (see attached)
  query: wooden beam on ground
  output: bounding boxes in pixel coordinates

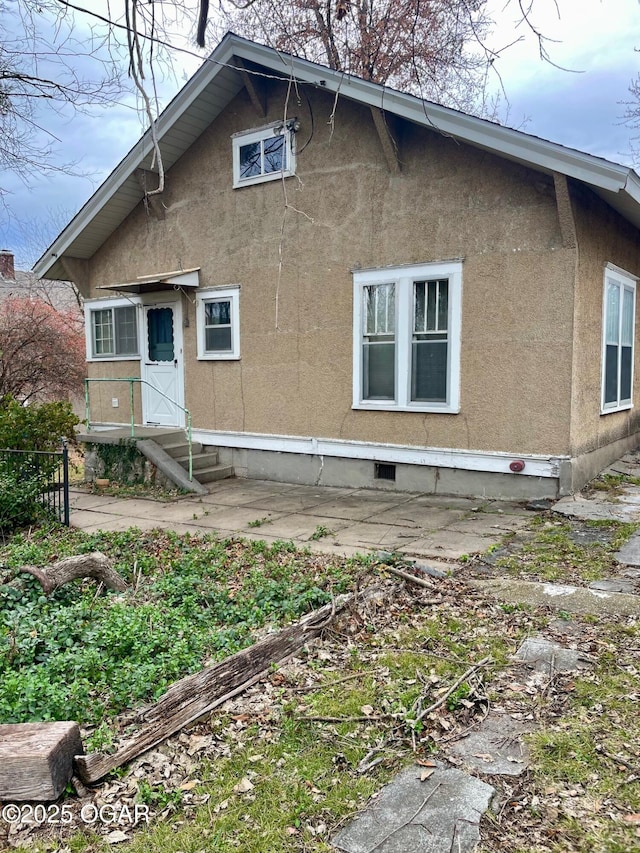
[234,57,267,118]
[135,169,166,220]
[370,107,401,174]
[75,595,351,783]
[0,722,84,801]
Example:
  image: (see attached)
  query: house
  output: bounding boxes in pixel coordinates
[0,249,85,410]
[33,33,640,499]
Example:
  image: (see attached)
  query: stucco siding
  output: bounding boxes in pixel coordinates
[86,359,143,426]
[86,82,576,457]
[569,182,640,462]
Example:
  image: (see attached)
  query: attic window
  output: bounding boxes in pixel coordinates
[232,123,296,188]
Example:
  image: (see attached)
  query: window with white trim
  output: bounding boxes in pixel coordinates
[196,287,240,360]
[601,265,637,413]
[87,302,139,359]
[353,261,462,413]
[232,123,295,188]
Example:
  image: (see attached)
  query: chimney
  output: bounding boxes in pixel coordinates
[0,250,15,281]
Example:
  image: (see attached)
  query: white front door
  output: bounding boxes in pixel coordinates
[141,301,185,427]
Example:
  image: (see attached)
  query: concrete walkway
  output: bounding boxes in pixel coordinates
[68,479,533,562]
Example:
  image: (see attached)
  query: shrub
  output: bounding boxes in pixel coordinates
[0,465,45,532]
[0,397,79,452]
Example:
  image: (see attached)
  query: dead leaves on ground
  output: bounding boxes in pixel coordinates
[3,571,639,852]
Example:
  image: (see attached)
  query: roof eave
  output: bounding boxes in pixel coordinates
[33,33,243,280]
[33,33,640,280]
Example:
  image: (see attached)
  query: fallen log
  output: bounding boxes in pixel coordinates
[19,553,127,595]
[75,593,351,784]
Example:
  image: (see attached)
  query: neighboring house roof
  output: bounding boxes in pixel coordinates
[33,32,640,281]
[1,250,80,311]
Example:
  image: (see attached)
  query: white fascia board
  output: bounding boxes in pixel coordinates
[34,36,242,279]
[191,427,566,478]
[624,170,640,206]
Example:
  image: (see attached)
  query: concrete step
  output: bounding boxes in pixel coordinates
[193,464,235,484]
[144,433,234,487]
[176,451,220,471]
[144,429,188,446]
[160,440,204,459]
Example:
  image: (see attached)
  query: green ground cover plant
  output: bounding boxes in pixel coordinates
[2,509,640,853]
[0,526,361,728]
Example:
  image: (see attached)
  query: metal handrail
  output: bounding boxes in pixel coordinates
[84,377,193,481]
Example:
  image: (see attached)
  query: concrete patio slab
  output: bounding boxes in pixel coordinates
[403,529,502,560]
[447,712,532,776]
[553,495,640,522]
[274,483,358,499]
[74,517,197,534]
[333,521,423,552]
[69,510,134,531]
[179,506,286,531]
[305,540,369,558]
[240,513,350,542]
[471,578,640,617]
[446,513,531,535]
[332,763,494,853]
[366,506,466,529]
[515,637,587,674]
[482,500,531,515]
[84,498,179,521]
[68,491,122,511]
[298,495,404,521]
[409,495,484,511]
[348,489,416,503]
[198,481,298,506]
[68,481,532,562]
[240,492,339,514]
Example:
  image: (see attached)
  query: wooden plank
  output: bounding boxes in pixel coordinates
[370,107,401,173]
[75,595,350,784]
[0,722,84,802]
[233,56,267,118]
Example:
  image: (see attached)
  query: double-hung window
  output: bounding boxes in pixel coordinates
[601,265,637,413]
[232,123,296,188]
[196,286,240,360]
[353,261,462,413]
[87,302,139,359]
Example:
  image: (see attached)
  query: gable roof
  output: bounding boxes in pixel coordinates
[34,32,640,281]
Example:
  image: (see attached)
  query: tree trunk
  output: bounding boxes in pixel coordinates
[19,552,127,595]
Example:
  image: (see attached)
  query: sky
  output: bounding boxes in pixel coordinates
[1,0,639,269]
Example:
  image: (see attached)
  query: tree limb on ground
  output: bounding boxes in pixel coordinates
[381,565,439,591]
[416,656,492,722]
[18,553,127,595]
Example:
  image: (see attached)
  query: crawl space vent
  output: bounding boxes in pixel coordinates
[375,463,396,481]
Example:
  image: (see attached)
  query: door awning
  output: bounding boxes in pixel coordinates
[97,268,200,295]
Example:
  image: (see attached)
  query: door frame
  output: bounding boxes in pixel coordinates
[140,296,186,428]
